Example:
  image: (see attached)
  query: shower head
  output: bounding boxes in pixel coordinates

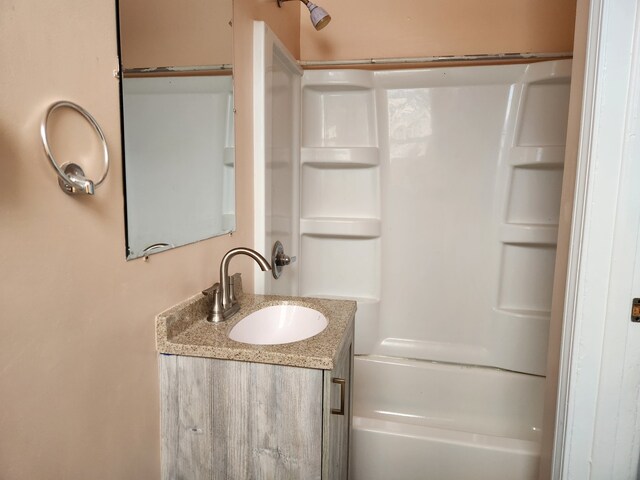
[304,0,331,31]
[277,0,332,31]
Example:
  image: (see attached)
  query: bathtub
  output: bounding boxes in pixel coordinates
[350,356,545,480]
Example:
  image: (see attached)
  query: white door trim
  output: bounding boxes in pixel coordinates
[553,0,640,477]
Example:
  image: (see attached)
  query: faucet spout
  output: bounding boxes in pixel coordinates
[211,247,271,322]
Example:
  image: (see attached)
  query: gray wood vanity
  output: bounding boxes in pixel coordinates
[156,286,356,480]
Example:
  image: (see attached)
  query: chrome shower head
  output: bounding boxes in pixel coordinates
[277,0,331,31]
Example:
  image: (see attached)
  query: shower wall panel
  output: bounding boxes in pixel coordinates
[300,61,571,375]
[300,71,382,353]
[253,22,302,295]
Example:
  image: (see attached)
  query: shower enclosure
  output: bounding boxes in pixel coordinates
[254,22,571,480]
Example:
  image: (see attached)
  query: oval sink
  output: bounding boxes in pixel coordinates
[228,304,328,345]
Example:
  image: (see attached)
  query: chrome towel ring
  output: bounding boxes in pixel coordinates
[40,100,109,195]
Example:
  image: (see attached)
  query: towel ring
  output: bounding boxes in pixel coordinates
[40,100,109,195]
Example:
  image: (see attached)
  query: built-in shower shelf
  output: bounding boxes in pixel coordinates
[301,147,379,168]
[301,217,381,238]
[494,307,551,319]
[302,72,377,147]
[224,147,235,166]
[510,146,565,168]
[303,70,375,91]
[300,293,380,354]
[499,224,559,245]
[302,293,379,304]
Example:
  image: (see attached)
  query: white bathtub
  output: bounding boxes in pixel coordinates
[350,356,545,480]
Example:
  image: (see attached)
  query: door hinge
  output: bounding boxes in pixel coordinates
[631,298,640,322]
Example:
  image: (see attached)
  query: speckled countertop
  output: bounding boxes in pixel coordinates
[156,278,356,370]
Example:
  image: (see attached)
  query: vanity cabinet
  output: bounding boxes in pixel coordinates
[159,332,353,480]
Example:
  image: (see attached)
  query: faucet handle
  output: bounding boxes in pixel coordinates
[202,283,219,297]
[271,240,296,279]
[205,283,225,323]
[275,254,295,266]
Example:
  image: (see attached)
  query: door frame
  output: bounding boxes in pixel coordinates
[551,0,640,477]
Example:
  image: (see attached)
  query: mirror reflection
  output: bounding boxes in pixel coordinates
[117,0,235,260]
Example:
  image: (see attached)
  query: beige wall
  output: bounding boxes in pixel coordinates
[235,0,301,60]
[119,0,300,70]
[300,0,576,61]
[119,0,233,68]
[0,0,296,479]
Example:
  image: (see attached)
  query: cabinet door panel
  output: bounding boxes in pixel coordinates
[322,340,352,480]
[160,355,323,480]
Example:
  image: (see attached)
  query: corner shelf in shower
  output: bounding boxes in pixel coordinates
[300,68,381,356]
[509,146,565,168]
[300,294,381,355]
[301,147,379,168]
[301,293,380,304]
[301,165,380,219]
[489,307,552,374]
[488,64,570,375]
[499,224,559,245]
[302,70,375,91]
[300,235,380,300]
[224,147,235,166]
[302,73,378,148]
[301,217,381,238]
[494,307,550,319]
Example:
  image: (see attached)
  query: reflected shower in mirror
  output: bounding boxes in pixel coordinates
[117,0,235,260]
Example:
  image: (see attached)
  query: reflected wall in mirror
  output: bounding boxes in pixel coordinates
[117,0,235,260]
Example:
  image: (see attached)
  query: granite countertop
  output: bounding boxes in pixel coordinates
[156,279,356,370]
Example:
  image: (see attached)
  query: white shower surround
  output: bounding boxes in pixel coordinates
[253,22,571,480]
[300,62,570,377]
[298,61,570,479]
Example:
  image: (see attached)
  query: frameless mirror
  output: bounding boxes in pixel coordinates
[117,0,235,260]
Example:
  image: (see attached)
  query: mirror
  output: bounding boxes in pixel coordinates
[117,0,235,260]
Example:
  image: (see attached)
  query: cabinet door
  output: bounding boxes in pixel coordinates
[322,339,352,480]
[160,355,324,480]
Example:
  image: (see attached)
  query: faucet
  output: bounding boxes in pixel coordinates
[207,247,272,323]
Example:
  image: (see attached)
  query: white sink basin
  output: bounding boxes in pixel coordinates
[228,304,328,345]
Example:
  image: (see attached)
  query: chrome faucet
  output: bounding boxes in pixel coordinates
[207,247,272,323]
